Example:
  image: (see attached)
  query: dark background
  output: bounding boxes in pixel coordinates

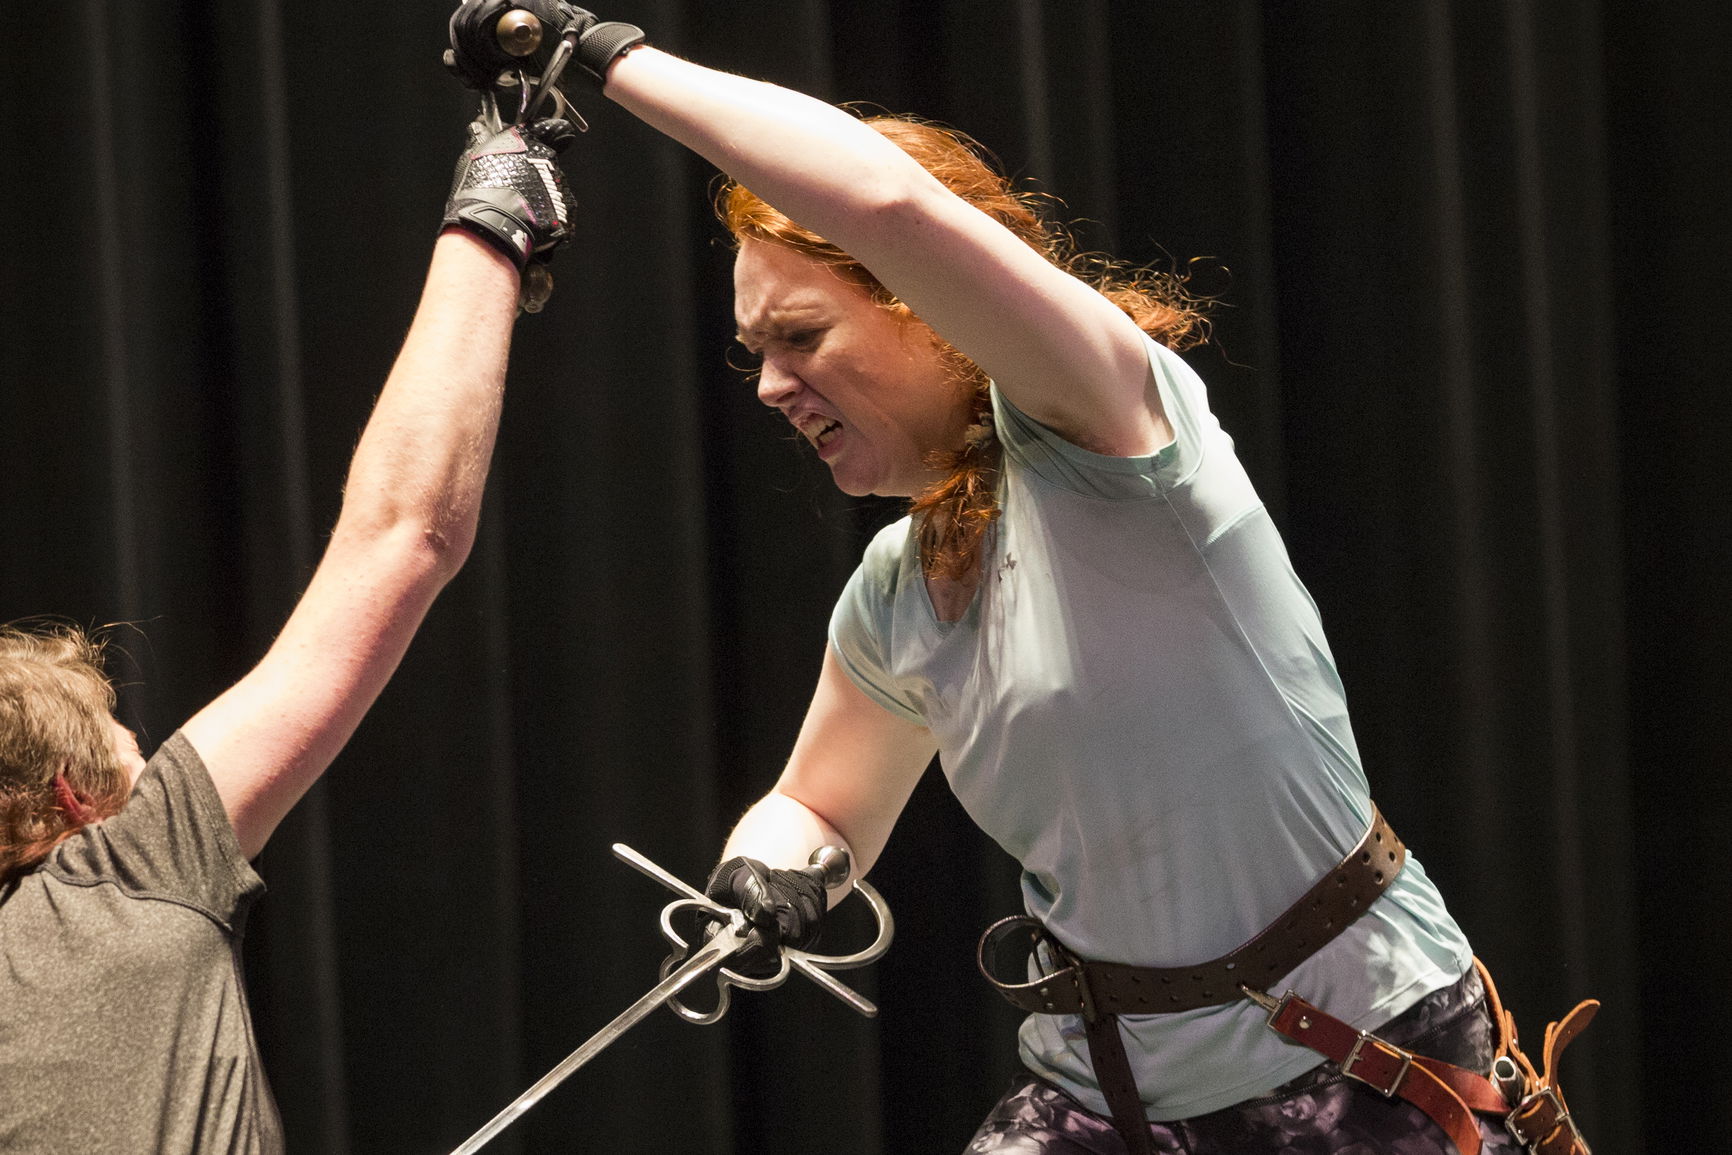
[2,2,1723,1152]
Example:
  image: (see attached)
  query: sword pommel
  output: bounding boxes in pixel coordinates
[806,845,852,890]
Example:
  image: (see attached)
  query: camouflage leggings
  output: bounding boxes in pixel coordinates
[966,968,1523,1154]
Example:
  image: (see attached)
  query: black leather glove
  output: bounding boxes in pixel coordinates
[446,1,646,92]
[442,116,576,272]
[704,855,828,977]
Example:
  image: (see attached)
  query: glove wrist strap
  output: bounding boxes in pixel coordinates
[443,203,533,271]
[575,21,647,84]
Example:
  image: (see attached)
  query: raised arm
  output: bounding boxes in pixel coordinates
[180,119,576,858]
[603,45,1168,457]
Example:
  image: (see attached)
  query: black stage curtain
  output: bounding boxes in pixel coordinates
[2,2,1722,1152]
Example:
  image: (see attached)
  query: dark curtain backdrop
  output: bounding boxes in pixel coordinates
[2,2,1722,1152]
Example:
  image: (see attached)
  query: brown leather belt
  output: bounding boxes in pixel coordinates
[978,806,1405,1019]
[977,806,1406,1155]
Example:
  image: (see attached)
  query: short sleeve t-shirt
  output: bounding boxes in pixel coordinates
[0,732,285,1153]
[830,337,1470,1119]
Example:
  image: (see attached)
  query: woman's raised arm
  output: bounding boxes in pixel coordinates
[604,45,1169,456]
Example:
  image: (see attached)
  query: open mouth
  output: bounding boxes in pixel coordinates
[796,414,842,452]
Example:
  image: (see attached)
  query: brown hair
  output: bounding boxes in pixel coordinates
[718,114,1210,580]
[0,623,131,884]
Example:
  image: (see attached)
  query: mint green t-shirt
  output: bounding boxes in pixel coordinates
[829,337,1471,1120]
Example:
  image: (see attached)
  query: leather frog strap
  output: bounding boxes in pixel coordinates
[1082,1013,1155,1155]
[971,919,1154,1154]
[1263,981,1596,1155]
[1265,991,1506,1155]
[1478,959,1598,1154]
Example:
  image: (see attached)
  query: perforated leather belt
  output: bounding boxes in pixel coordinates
[978,805,1406,1018]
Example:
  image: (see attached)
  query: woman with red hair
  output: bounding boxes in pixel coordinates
[508,7,1589,1152]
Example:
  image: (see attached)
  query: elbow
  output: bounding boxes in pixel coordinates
[850,177,933,231]
[822,165,950,247]
[837,118,952,219]
[380,522,475,595]
[335,508,478,587]
[413,515,478,581]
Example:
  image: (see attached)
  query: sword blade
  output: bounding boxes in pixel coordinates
[447,928,747,1155]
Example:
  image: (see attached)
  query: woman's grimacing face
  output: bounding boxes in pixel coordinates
[732,240,972,499]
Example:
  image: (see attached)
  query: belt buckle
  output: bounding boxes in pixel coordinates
[1506,1086,1589,1153]
[1339,1031,1413,1098]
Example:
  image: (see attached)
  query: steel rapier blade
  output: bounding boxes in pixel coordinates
[445,918,751,1155]
[445,842,890,1154]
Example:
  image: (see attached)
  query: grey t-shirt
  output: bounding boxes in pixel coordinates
[0,732,284,1153]
[830,337,1469,1119]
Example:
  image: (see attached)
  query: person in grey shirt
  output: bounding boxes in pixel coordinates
[0,111,577,1153]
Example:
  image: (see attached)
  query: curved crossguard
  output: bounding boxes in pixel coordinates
[614,842,895,1023]
[446,843,894,1155]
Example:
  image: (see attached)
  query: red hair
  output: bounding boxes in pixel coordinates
[0,623,132,884]
[718,114,1209,580]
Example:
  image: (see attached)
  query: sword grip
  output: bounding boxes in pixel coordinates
[726,847,849,964]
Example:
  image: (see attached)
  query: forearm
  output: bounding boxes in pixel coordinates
[187,231,520,855]
[602,48,941,263]
[332,230,520,571]
[603,46,1159,446]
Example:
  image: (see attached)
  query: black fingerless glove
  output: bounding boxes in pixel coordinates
[446,1,646,92]
[704,856,827,976]
[442,117,576,271]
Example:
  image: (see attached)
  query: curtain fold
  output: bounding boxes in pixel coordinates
[7,2,1720,1151]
